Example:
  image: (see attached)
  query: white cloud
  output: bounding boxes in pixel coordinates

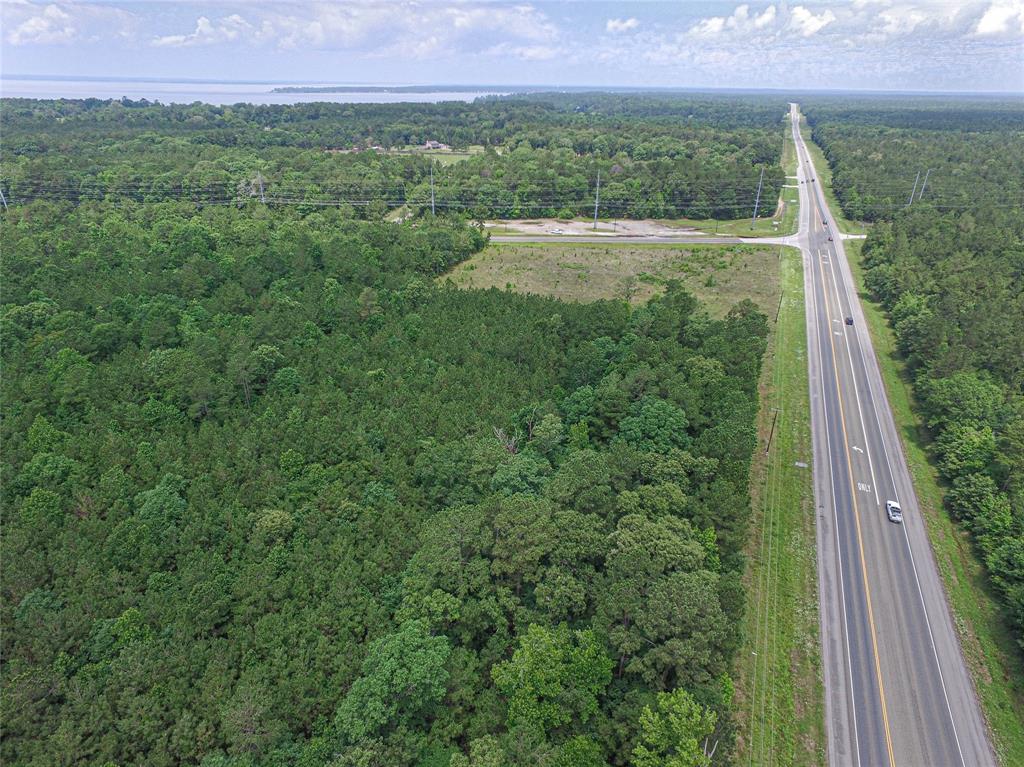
[6,3,74,45]
[690,4,778,37]
[3,0,136,46]
[972,0,1024,35]
[148,2,559,60]
[788,5,836,36]
[753,5,777,28]
[606,17,639,34]
[152,14,259,48]
[486,42,560,60]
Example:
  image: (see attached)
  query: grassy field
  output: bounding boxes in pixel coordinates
[734,246,825,767]
[844,240,1024,766]
[443,242,781,316]
[387,145,486,165]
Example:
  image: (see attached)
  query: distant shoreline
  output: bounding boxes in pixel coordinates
[271,85,520,94]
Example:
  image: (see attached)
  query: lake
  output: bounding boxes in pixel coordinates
[0,78,511,105]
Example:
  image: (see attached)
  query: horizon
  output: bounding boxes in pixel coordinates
[3,73,1023,99]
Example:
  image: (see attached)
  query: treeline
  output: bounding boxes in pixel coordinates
[2,201,769,766]
[3,92,790,148]
[808,97,1024,652]
[0,94,785,219]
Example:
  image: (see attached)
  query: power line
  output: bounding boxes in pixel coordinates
[751,166,765,229]
[907,170,921,207]
[918,169,932,201]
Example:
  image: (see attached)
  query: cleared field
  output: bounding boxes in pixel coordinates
[735,246,825,767]
[444,242,781,316]
[845,240,1024,766]
[387,145,487,165]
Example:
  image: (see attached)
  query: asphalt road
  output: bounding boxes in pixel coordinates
[790,103,995,767]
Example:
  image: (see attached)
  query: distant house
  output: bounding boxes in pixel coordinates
[423,140,450,150]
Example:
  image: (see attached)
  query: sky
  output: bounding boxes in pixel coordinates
[2,0,1023,92]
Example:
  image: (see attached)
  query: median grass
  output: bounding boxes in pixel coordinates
[799,119,868,236]
[443,242,780,316]
[845,240,1024,766]
[735,246,825,767]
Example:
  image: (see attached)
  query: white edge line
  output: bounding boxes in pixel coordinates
[829,232,968,767]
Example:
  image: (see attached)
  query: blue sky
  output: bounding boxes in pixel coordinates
[2,1,1022,92]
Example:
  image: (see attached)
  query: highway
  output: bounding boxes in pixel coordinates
[484,110,997,766]
[790,103,995,766]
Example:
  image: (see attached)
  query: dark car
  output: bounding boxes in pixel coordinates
[845,316,854,326]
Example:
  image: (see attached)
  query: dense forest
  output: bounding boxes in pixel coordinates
[804,97,1024,222]
[0,94,785,220]
[1,180,769,767]
[805,99,1024,652]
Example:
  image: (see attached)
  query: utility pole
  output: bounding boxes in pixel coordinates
[593,169,601,230]
[907,170,920,207]
[751,166,765,229]
[918,168,932,201]
[430,159,436,217]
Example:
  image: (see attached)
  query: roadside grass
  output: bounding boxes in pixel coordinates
[442,242,780,316]
[798,120,868,236]
[735,246,825,767]
[783,115,798,176]
[845,240,1024,766]
[669,194,798,238]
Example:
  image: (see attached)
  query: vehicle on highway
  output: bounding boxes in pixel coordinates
[845,316,854,325]
[886,500,904,523]
[828,235,833,241]
[823,219,828,225]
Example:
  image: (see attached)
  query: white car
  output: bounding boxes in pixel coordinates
[886,500,903,523]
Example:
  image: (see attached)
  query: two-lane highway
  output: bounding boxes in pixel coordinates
[791,103,995,767]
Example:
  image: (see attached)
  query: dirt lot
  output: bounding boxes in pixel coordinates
[443,241,783,316]
[484,218,707,237]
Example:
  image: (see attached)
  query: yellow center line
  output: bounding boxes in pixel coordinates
[815,233,897,767]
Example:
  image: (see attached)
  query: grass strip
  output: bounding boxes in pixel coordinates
[735,246,825,767]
